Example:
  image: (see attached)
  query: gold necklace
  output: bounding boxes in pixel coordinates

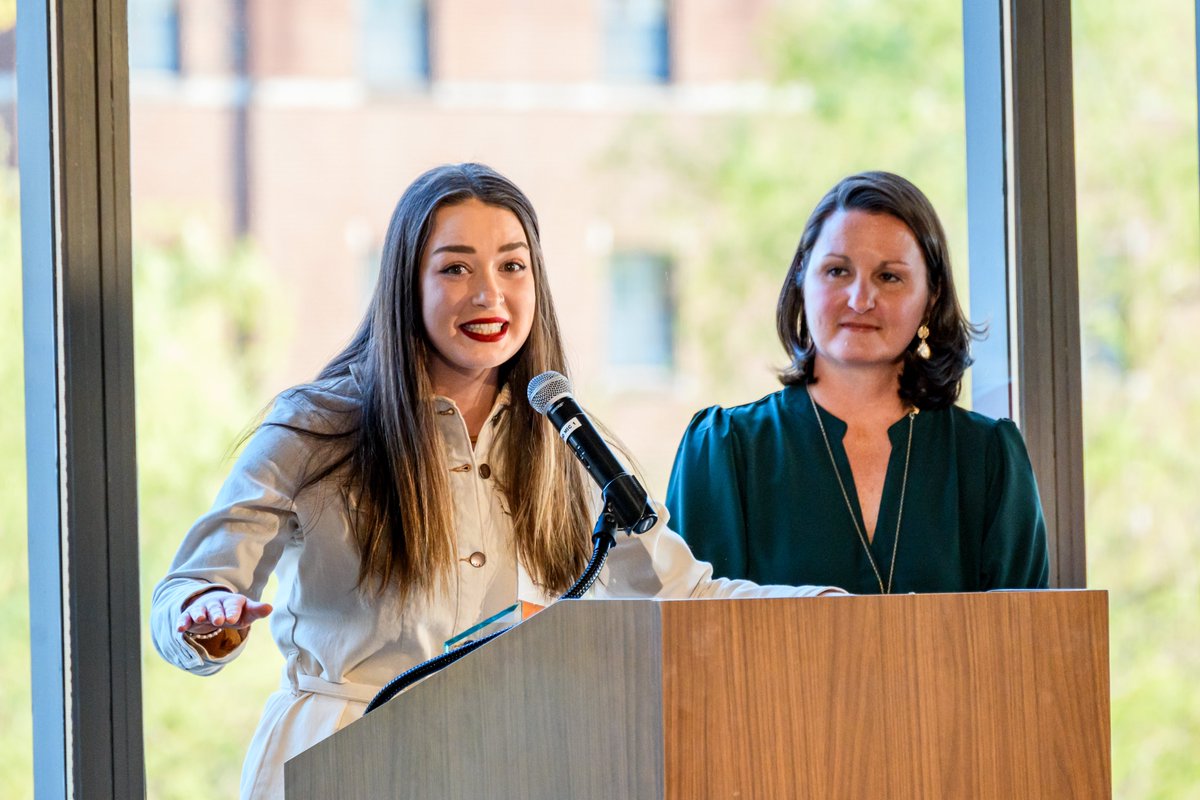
[805,386,916,594]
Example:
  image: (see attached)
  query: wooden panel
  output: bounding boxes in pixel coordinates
[286,599,666,800]
[661,592,1109,799]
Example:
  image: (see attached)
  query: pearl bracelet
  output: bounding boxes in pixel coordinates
[185,628,224,641]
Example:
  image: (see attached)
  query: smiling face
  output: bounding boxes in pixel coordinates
[802,209,931,376]
[419,198,536,393]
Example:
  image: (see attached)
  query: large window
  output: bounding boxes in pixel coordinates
[47,1,1200,797]
[123,6,971,786]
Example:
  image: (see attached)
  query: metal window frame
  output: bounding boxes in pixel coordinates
[964,0,1086,587]
[18,0,145,796]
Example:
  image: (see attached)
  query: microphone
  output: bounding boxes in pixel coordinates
[527,371,658,533]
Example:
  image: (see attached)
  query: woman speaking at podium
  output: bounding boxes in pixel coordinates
[666,171,1050,596]
[150,163,841,800]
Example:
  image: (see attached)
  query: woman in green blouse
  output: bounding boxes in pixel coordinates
[666,171,1049,594]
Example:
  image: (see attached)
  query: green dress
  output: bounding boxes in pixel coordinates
[665,385,1050,594]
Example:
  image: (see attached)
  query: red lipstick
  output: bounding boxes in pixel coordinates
[459,317,509,343]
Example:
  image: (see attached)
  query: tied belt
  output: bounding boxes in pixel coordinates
[285,650,380,705]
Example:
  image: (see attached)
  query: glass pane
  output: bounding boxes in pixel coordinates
[603,0,670,82]
[360,0,429,87]
[0,2,34,794]
[1074,0,1200,795]
[609,251,674,373]
[132,0,971,792]
[128,0,180,73]
[131,10,282,797]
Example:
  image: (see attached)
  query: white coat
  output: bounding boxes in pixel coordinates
[150,369,838,799]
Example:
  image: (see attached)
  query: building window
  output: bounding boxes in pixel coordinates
[359,0,430,87]
[609,251,674,371]
[603,0,670,83]
[127,0,180,73]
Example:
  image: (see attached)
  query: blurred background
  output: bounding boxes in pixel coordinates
[0,0,1197,796]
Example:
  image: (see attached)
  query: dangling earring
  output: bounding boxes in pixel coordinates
[916,324,931,359]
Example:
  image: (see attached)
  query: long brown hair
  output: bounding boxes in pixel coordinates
[282,163,592,599]
[776,171,980,409]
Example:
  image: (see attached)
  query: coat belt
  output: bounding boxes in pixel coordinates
[293,673,379,705]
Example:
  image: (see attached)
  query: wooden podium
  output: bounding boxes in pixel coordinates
[286,591,1110,799]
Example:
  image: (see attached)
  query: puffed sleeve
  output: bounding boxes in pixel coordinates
[150,397,316,676]
[665,407,750,579]
[980,419,1051,589]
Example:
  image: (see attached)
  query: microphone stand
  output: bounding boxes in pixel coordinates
[364,505,629,714]
[561,508,619,598]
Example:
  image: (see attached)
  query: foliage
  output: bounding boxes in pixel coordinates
[1073,0,1200,796]
[0,152,289,795]
[135,222,289,800]
[607,0,967,405]
[0,129,32,799]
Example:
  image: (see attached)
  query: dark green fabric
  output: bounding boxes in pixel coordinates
[666,385,1050,594]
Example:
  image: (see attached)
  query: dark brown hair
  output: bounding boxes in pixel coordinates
[279,163,592,599]
[776,171,979,409]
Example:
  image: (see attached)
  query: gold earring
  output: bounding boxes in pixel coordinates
[916,325,931,359]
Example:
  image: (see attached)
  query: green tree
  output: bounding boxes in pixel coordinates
[134,223,290,800]
[607,0,967,405]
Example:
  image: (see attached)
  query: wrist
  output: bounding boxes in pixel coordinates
[184,627,224,641]
[183,626,246,658]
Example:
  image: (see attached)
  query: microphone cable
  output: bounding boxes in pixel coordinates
[364,517,618,714]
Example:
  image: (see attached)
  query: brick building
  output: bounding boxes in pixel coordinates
[122,0,788,486]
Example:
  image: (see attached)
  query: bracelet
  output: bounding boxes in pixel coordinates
[185,628,224,641]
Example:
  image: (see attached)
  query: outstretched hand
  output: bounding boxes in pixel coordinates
[177,589,273,636]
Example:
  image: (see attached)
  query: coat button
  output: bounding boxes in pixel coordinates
[467,552,487,568]
[478,463,491,479]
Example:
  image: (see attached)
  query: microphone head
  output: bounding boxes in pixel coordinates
[527,370,573,415]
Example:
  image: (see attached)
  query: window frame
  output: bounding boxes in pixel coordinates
[19,0,145,795]
[963,0,1086,588]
